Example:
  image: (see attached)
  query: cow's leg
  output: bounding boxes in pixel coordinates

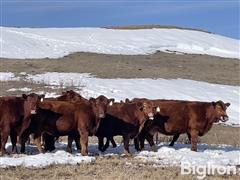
[139,134,145,151]
[43,133,55,152]
[123,135,130,155]
[67,135,80,153]
[145,134,156,152]
[75,135,81,150]
[169,134,180,146]
[102,138,110,152]
[110,137,117,148]
[10,130,18,154]
[98,137,104,152]
[190,130,198,151]
[19,130,31,153]
[155,133,159,145]
[26,136,31,145]
[67,136,74,153]
[1,135,8,155]
[80,131,88,156]
[187,133,191,143]
[0,126,11,155]
[0,128,10,155]
[134,137,140,151]
[33,134,44,153]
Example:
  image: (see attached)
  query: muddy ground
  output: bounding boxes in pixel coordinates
[0,52,239,179]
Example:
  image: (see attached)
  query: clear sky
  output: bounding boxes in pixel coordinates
[1,0,239,39]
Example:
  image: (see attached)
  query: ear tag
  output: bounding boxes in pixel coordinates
[40,98,44,102]
[156,106,161,112]
[109,101,113,106]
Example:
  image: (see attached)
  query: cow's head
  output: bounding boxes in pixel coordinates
[59,90,85,102]
[22,93,45,115]
[90,95,114,118]
[19,93,45,138]
[137,100,156,120]
[212,100,230,122]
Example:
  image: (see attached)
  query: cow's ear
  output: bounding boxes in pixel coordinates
[212,101,216,107]
[109,101,113,106]
[108,99,114,106]
[125,98,130,103]
[22,94,27,99]
[108,98,115,103]
[225,103,230,107]
[89,98,95,104]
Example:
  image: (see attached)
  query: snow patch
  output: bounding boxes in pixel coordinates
[1,27,239,59]
[1,142,239,169]
[26,72,240,126]
[0,72,19,81]
[135,143,240,168]
[7,87,32,92]
[0,143,94,168]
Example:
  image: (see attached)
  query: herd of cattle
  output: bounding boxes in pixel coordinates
[0,90,230,156]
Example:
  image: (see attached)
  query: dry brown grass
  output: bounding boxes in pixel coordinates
[0,51,239,86]
[1,157,239,180]
[105,24,212,34]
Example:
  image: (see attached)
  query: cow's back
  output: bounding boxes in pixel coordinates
[107,103,141,126]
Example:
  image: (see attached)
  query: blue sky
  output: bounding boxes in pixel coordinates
[1,0,239,39]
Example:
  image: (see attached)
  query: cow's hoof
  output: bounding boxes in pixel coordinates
[151,146,157,152]
[1,152,9,156]
[98,147,105,152]
[66,148,72,154]
[123,150,131,156]
[112,144,117,148]
[102,147,108,152]
[39,150,46,154]
[191,148,197,152]
[81,151,88,156]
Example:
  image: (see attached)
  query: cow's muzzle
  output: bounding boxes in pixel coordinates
[99,113,105,118]
[148,113,154,120]
[31,110,37,114]
[220,115,229,122]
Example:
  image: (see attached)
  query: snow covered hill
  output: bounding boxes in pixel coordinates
[1,27,239,59]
